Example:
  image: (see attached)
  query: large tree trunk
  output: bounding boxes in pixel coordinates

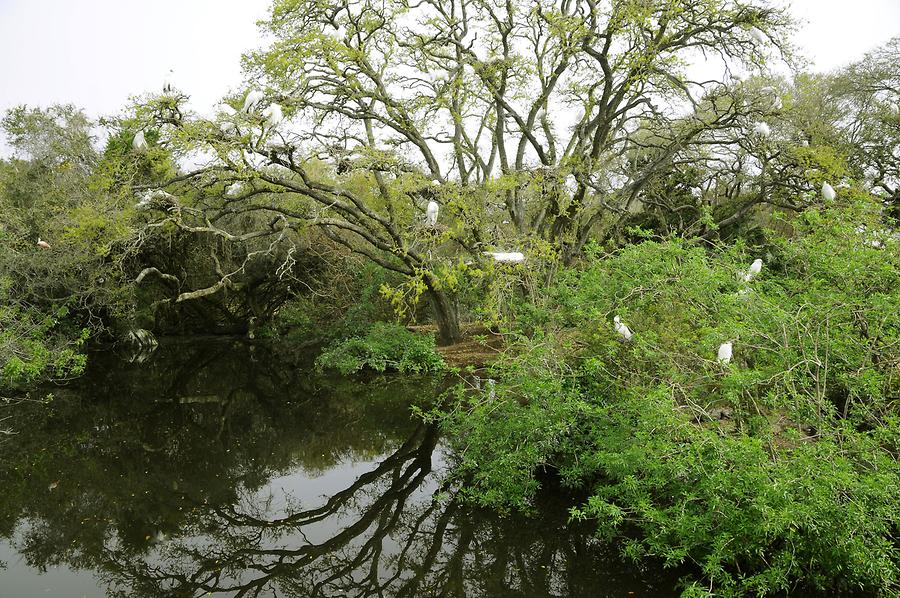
[427,287,462,346]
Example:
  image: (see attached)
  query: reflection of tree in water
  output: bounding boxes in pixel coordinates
[91,423,676,598]
[0,340,679,597]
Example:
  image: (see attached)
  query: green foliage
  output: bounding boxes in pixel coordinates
[316,323,446,375]
[0,280,88,388]
[568,388,899,597]
[435,200,900,595]
[274,261,400,342]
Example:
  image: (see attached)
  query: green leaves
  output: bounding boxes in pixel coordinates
[432,203,899,595]
[315,322,446,375]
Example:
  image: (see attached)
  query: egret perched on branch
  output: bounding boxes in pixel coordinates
[132,130,148,152]
[136,190,153,210]
[162,69,175,94]
[759,86,781,110]
[36,238,51,250]
[748,27,766,44]
[717,341,733,365]
[217,104,239,135]
[742,258,763,282]
[613,315,633,341]
[217,104,236,118]
[752,122,771,137]
[262,103,284,127]
[225,182,243,198]
[485,251,525,263]
[425,200,439,227]
[822,182,836,202]
[242,90,264,113]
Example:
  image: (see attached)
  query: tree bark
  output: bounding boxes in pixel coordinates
[427,288,462,346]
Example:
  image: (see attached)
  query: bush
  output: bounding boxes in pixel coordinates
[1,279,89,389]
[316,323,446,375]
[436,202,900,596]
[274,261,401,343]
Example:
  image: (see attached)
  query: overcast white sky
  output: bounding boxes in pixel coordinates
[0,0,898,154]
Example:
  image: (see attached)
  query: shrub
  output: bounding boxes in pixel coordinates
[1,281,89,389]
[436,202,900,596]
[316,323,446,375]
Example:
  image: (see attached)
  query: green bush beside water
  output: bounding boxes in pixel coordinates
[434,205,900,596]
[316,322,446,375]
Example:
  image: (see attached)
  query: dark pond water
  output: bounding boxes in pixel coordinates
[0,338,681,597]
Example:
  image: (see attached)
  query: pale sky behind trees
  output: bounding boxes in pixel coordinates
[0,0,898,155]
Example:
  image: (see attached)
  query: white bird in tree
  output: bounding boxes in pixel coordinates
[613,315,633,341]
[752,122,771,137]
[242,90,265,113]
[132,130,148,152]
[36,238,51,250]
[425,200,439,227]
[225,182,244,198]
[485,251,525,263]
[748,27,766,44]
[262,103,284,127]
[136,190,153,210]
[217,104,237,130]
[822,182,837,202]
[717,341,733,365]
[162,69,175,94]
[217,104,237,117]
[742,258,763,282]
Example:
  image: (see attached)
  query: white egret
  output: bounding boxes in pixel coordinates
[822,182,837,202]
[162,69,175,94]
[717,341,733,365]
[36,238,51,250]
[748,27,766,44]
[225,182,244,198]
[752,122,771,137]
[132,130,148,152]
[217,104,237,117]
[613,315,633,341]
[425,200,439,227]
[485,251,525,263]
[262,103,284,127]
[742,258,763,282]
[136,190,153,210]
[242,90,265,113]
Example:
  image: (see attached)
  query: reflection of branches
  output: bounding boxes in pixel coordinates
[1,394,51,438]
[91,423,677,598]
[98,423,440,597]
[1,342,680,597]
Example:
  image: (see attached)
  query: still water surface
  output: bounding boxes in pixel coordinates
[0,338,680,597]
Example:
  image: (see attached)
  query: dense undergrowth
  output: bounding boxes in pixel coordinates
[430,203,900,596]
[0,291,88,388]
[316,322,446,375]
